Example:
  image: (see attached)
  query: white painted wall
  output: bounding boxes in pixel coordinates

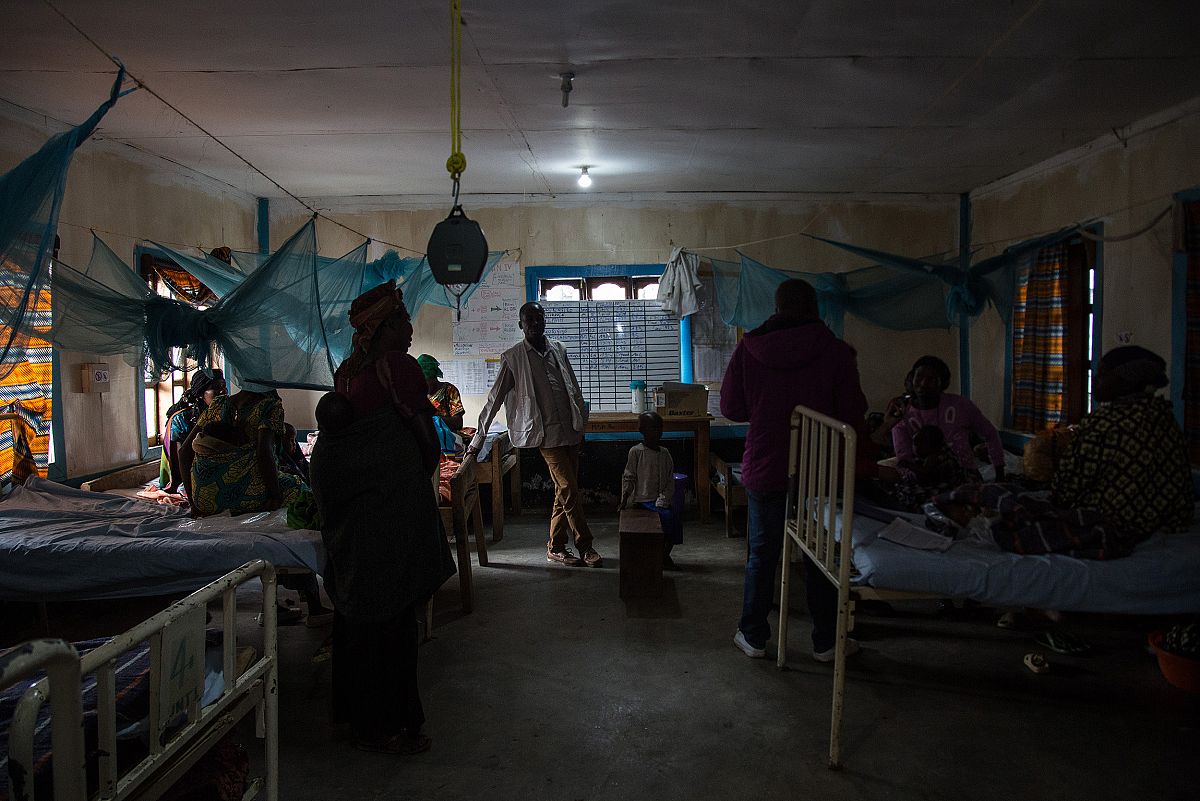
[273,196,963,429]
[969,100,1200,426]
[0,105,257,478]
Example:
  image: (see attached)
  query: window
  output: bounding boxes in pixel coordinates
[1009,237,1098,431]
[538,275,661,301]
[138,252,219,446]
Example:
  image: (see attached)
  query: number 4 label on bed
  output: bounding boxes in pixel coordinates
[155,605,206,739]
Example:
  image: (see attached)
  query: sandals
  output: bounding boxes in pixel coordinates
[352,733,432,755]
[1035,629,1090,655]
[1023,652,1050,674]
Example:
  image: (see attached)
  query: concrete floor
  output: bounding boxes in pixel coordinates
[6,510,1197,800]
[265,511,1197,801]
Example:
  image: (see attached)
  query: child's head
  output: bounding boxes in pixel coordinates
[913,425,946,459]
[638,411,663,448]
[283,423,298,456]
[315,392,355,435]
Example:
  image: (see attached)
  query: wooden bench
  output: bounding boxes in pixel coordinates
[475,431,520,543]
[619,509,664,599]
[710,453,746,538]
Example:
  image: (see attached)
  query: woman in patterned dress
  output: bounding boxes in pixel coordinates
[179,387,304,516]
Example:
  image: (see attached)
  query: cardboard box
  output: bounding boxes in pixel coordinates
[654,382,709,418]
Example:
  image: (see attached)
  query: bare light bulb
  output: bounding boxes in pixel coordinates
[577,167,592,188]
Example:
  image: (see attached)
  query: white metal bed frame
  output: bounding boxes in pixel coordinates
[1,560,279,801]
[776,405,858,769]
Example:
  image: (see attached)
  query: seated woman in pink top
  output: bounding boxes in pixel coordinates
[891,355,1005,483]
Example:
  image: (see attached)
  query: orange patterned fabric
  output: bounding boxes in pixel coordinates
[0,265,52,484]
[1011,244,1067,432]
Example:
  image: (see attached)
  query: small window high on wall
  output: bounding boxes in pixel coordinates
[538,275,660,301]
[1009,236,1099,431]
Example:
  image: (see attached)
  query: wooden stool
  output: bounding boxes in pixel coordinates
[619,509,664,598]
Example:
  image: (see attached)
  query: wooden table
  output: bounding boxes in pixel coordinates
[586,412,713,523]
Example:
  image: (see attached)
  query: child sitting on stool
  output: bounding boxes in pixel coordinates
[620,412,683,568]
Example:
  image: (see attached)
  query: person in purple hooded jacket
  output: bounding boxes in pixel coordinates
[722,279,868,662]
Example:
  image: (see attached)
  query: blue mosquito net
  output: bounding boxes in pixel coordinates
[0,68,124,381]
[53,220,359,390]
[157,241,504,321]
[708,227,1081,336]
[49,218,507,392]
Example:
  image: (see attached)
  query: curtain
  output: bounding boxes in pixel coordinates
[0,275,52,485]
[1011,243,1069,431]
[1183,202,1200,463]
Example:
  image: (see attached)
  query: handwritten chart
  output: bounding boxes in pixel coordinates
[544,300,681,412]
[452,259,523,356]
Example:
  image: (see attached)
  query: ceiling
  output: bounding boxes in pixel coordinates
[1,0,1198,202]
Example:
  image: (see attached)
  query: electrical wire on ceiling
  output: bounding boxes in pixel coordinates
[41,0,427,256]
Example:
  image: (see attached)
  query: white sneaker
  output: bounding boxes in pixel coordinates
[812,638,860,663]
[733,630,766,659]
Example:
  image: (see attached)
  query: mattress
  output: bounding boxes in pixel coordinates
[849,501,1200,614]
[0,477,323,601]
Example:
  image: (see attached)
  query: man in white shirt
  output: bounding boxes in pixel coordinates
[463,302,602,567]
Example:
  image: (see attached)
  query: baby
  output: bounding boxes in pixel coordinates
[314,391,355,435]
[620,412,683,567]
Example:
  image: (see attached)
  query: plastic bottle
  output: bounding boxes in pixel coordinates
[630,380,647,414]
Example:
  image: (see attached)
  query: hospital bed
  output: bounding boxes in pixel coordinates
[777,405,1200,769]
[0,477,321,603]
[0,560,278,801]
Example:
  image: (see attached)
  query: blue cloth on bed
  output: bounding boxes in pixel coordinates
[0,477,323,601]
[850,502,1200,614]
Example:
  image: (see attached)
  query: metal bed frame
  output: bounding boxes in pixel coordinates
[1,560,279,801]
[776,405,862,770]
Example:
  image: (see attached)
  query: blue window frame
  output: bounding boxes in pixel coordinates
[1171,188,1200,428]
[524,264,694,381]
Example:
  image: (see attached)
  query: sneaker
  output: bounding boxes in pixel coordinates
[581,547,603,568]
[812,638,860,663]
[547,548,583,566]
[733,630,766,659]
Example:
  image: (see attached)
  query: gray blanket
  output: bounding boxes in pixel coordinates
[309,409,455,621]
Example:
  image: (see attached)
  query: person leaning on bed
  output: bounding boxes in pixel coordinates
[309,280,455,756]
[721,278,868,662]
[460,301,602,568]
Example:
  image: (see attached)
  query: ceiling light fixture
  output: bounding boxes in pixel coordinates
[577,166,592,188]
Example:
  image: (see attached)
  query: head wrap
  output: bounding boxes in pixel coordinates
[416,354,442,380]
[188,368,224,399]
[349,281,407,356]
[334,281,409,391]
[1100,345,1168,392]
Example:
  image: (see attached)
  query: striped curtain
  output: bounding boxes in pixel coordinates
[1011,243,1068,431]
[1183,202,1200,463]
[0,265,52,486]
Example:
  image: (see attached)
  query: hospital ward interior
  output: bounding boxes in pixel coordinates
[2,1,1200,799]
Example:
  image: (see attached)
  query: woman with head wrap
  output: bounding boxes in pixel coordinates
[159,369,226,494]
[1049,345,1193,550]
[416,354,465,431]
[309,281,454,756]
[933,345,1193,560]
